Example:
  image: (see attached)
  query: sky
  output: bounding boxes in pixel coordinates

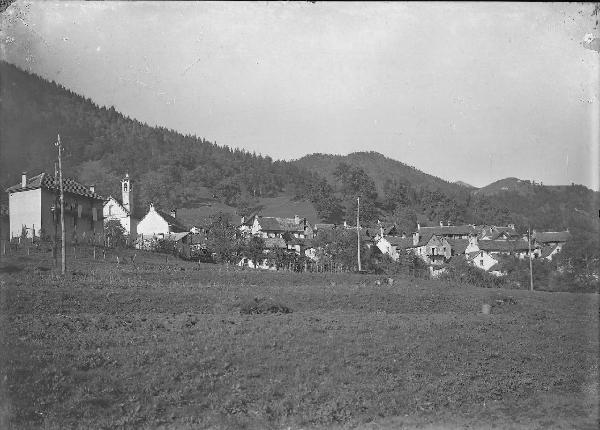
[1,1,599,190]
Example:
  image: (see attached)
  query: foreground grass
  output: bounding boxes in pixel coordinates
[0,250,598,429]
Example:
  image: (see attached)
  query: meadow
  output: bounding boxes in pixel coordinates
[0,247,598,429]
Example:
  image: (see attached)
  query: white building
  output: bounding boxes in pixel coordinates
[467,250,499,271]
[5,172,104,242]
[137,204,187,236]
[103,173,139,238]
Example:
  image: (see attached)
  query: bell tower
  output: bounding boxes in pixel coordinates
[121,173,132,213]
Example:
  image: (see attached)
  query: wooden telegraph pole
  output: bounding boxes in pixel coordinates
[528,226,533,291]
[357,196,362,272]
[56,134,66,275]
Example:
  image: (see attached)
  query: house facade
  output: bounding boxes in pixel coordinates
[137,204,188,236]
[467,250,499,271]
[5,172,104,243]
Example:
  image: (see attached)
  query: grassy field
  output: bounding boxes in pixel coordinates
[0,248,598,429]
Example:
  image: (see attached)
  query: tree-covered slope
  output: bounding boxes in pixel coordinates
[0,61,320,213]
[294,151,464,196]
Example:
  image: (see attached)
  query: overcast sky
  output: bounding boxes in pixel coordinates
[1,1,598,189]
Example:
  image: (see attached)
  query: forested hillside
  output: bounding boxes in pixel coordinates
[0,61,324,215]
[1,60,598,242]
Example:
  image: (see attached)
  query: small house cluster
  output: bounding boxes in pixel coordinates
[3,172,571,276]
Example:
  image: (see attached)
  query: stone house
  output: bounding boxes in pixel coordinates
[5,172,104,243]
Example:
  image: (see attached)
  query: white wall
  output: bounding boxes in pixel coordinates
[137,207,169,235]
[103,197,136,235]
[9,189,41,239]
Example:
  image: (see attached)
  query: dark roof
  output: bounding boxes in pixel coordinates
[258,216,307,233]
[385,236,413,248]
[447,238,469,254]
[289,237,315,247]
[154,208,188,232]
[540,244,560,258]
[6,173,103,200]
[419,225,478,236]
[411,232,433,248]
[533,231,571,244]
[478,240,530,252]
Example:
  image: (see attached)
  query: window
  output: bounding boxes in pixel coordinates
[123,183,128,192]
[480,259,484,266]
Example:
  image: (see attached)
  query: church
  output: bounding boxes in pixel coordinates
[103,173,140,240]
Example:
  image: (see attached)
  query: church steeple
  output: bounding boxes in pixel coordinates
[121,173,132,213]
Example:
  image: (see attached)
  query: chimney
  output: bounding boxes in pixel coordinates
[89,184,95,193]
[380,226,384,238]
[447,220,450,226]
[439,221,444,227]
[344,220,348,228]
[417,222,421,230]
[413,231,419,246]
[240,216,245,224]
[294,214,300,224]
[21,172,27,188]
[508,223,515,230]
[171,209,177,219]
[149,202,154,211]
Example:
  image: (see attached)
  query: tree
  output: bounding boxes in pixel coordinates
[104,219,127,248]
[245,236,266,268]
[205,212,242,263]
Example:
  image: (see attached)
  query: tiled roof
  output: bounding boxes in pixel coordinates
[386,236,413,248]
[154,208,188,232]
[411,232,434,248]
[533,231,571,244]
[447,238,469,254]
[6,173,103,200]
[478,240,530,252]
[540,244,560,258]
[419,225,478,236]
[258,216,306,233]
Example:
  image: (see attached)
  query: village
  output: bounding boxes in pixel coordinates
[2,171,571,278]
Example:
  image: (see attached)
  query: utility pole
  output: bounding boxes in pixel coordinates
[528,226,533,292]
[55,134,66,275]
[357,196,361,272]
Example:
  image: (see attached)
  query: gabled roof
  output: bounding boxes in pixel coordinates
[385,236,413,249]
[153,207,188,232]
[478,240,530,252]
[419,225,478,236]
[447,238,469,254]
[540,244,560,259]
[6,173,103,200]
[533,231,571,244]
[411,232,434,248]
